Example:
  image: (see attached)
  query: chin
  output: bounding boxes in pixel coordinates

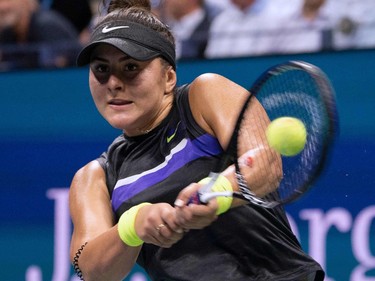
[106,115,132,130]
[110,122,128,131]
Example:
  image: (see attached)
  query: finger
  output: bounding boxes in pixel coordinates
[187,202,216,217]
[177,204,218,229]
[158,223,183,240]
[148,223,167,245]
[154,223,183,247]
[175,202,208,223]
[164,217,184,234]
[160,206,184,234]
[174,183,201,207]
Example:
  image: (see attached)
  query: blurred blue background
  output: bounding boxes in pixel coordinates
[1,49,374,281]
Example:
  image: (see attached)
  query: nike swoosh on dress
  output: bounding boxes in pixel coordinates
[167,121,181,143]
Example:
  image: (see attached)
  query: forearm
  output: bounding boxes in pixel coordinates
[221,146,282,208]
[73,225,141,281]
[72,201,184,281]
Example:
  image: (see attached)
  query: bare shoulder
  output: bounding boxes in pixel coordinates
[69,160,111,218]
[190,73,246,97]
[189,73,249,110]
[70,160,106,194]
[74,159,104,177]
[187,73,249,143]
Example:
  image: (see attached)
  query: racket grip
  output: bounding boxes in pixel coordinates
[187,175,217,205]
[187,192,205,205]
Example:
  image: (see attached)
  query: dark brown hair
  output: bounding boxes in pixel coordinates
[99,0,175,47]
[107,0,151,12]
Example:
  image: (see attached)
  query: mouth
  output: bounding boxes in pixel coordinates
[108,99,133,107]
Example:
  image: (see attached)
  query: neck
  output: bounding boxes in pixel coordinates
[126,94,174,137]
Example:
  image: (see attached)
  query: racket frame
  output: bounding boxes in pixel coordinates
[195,60,338,208]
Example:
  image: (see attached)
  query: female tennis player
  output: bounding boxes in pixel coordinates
[69,0,325,280]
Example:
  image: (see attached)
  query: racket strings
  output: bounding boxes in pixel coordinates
[256,68,332,202]
[236,97,283,198]
[255,101,283,197]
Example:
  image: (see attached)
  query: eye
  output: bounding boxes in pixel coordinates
[123,63,139,72]
[91,62,109,73]
[90,62,111,84]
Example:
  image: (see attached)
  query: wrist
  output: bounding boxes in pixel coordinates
[118,202,152,247]
[199,175,233,215]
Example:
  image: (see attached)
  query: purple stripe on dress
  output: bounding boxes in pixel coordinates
[112,134,222,211]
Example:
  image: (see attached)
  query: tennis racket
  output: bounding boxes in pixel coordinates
[189,60,338,208]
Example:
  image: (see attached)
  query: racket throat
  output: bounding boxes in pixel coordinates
[235,172,279,208]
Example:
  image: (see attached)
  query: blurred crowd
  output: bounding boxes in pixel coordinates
[160,0,375,60]
[0,0,374,71]
[0,0,96,71]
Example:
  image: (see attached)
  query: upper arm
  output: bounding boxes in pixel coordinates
[69,160,115,259]
[188,74,281,199]
[188,73,251,148]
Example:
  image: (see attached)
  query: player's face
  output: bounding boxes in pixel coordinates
[89,44,176,136]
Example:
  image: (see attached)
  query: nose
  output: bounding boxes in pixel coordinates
[107,73,124,93]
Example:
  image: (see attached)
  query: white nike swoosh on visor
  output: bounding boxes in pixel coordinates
[102,25,130,33]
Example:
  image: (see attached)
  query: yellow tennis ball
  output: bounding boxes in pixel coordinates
[266,117,307,156]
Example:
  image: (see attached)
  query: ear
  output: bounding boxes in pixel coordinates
[165,67,177,94]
